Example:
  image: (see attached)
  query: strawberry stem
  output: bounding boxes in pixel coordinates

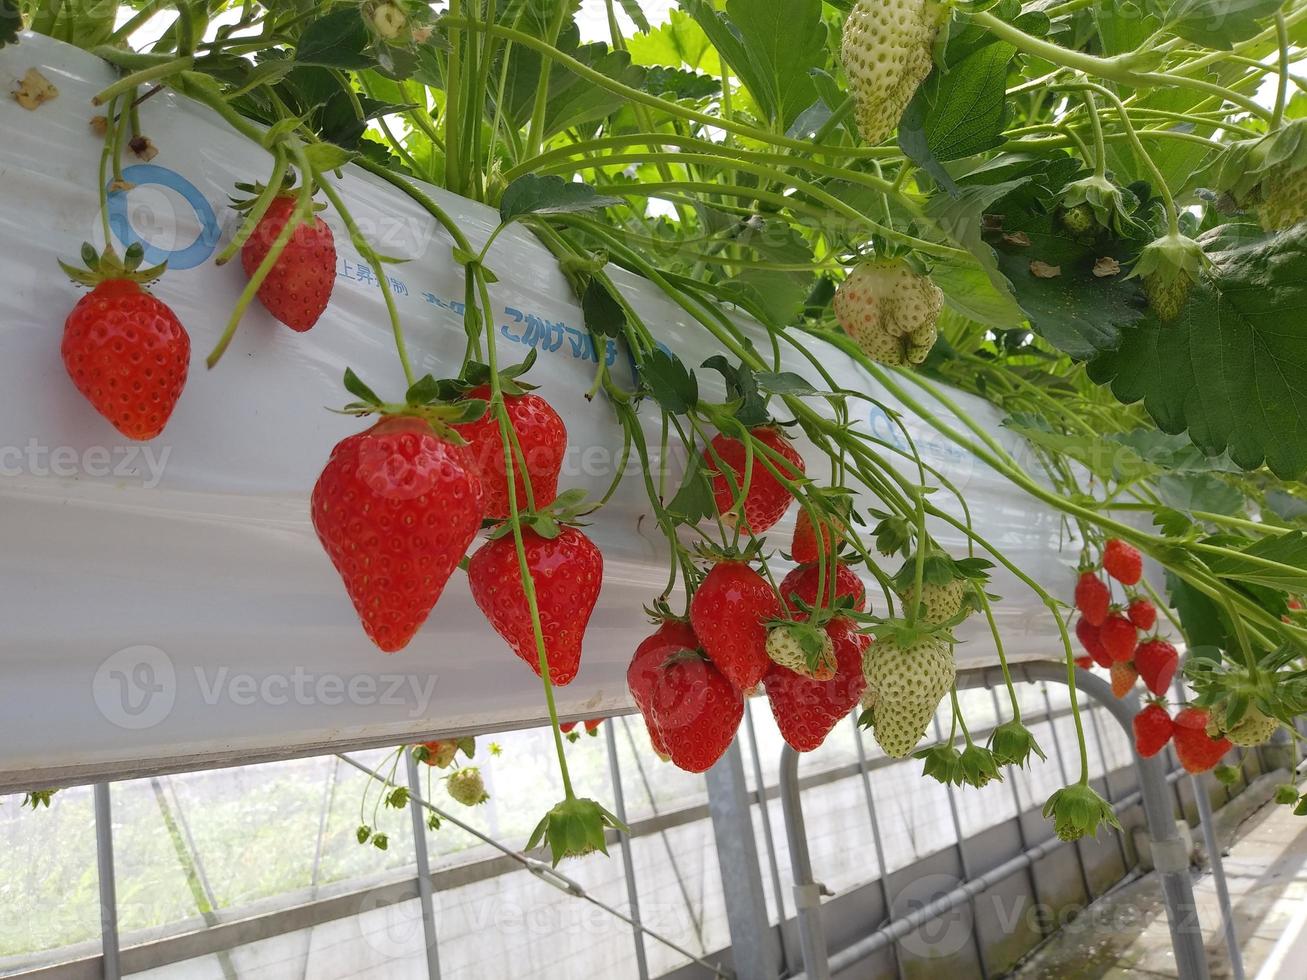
[215,152,289,267]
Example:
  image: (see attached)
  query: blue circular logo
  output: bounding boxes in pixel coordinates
[107,164,219,271]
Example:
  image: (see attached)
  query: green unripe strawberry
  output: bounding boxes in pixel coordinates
[864,633,955,757]
[765,623,837,680]
[447,768,489,806]
[842,0,941,145]
[1207,703,1279,747]
[834,260,943,366]
[1257,162,1307,231]
[897,578,968,626]
[1059,204,1096,237]
[1142,272,1192,322]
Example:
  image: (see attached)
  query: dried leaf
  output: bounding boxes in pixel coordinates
[14,68,58,110]
[1030,260,1062,279]
[1002,231,1032,247]
[1093,256,1122,278]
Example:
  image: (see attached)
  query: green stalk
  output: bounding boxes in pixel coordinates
[92,56,194,106]
[1273,13,1291,130]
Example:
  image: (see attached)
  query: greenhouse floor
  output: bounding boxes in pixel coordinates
[1011,774,1307,979]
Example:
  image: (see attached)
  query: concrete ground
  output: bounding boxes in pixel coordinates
[1011,774,1307,979]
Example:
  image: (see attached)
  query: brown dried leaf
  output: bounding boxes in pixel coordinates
[1093,257,1122,278]
[1002,232,1032,248]
[14,69,58,111]
[1030,260,1062,279]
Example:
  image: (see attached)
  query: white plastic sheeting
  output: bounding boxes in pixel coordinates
[0,34,1079,791]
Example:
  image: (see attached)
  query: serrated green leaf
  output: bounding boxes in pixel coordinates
[1087,224,1307,479]
[499,175,623,223]
[581,279,627,338]
[297,8,375,69]
[640,349,698,414]
[617,0,652,33]
[1167,0,1284,50]
[668,455,716,523]
[1205,532,1307,592]
[922,41,1016,162]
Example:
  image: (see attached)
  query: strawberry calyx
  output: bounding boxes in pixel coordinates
[334,367,488,441]
[692,537,767,566]
[1058,174,1147,239]
[482,487,598,541]
[914,742,963,785]
[988,719,1046,769]
[869,616,954,650]
[59,241,167,288]
[1127,230,1208,289]
[229,176,326,215]
[527,796,626,867]
[453,349,543,398]
[1042,782,1121,842]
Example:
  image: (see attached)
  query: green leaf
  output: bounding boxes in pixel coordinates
[1154,473,1245,517]
[716,269,809,330]
[297,8,375,69]
[923,180,1027,328]
[993,209,1146,360]
[640,349,699,415]
[1087,224,1307,479]
[640,66,721,101]
[724,0,828,128]
[756,371,818,396]
[617,0,652,33]
[1167,570,1233,650]
[581,278,628,338]
[668,455,716,523]
[919,41,1016,163]
[1205,532,1307,592]
[1094,0,1161,56]
[1167,0,1285,50]
[30,0,116,48]
[625,8,722,75]
[499,175,623,223]
[343,368,383,406]
[405,375,440,406]
[302,142,356,173]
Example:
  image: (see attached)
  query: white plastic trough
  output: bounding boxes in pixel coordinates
[0,34,1079,792]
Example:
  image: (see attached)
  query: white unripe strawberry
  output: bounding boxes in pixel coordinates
[834,260,943,366]
[841,0,941,145]
[863,634,954,757]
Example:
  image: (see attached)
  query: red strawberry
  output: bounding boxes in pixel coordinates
[704,428,805,534]
[779,562,868,615]
[467,526,603,686]
[1134,638,1179,697]
[627,619,700,759]
[241,194,336,332]
[1103,539,1143,586]
[1133,703,1174,758]
[792,508,842,564]
[453,386,567,519]
[646,650,744,772]
[312,417,485,652]
[1076,617,1112,669]
[690,560,783,691]
[1099,614,1138,663]
[1075,655,1093,669]
[1074,572,1111,626]
[61,248,190,441]
[1126,597,1156,631]
[764,617,868,752]
[1110,661,1138,699]
[1173,707,1231,773]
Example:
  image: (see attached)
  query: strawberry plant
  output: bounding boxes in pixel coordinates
[18,0,1307,855]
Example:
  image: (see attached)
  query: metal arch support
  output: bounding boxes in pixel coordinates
[778,661,1211,980]
[705,740,784,980]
